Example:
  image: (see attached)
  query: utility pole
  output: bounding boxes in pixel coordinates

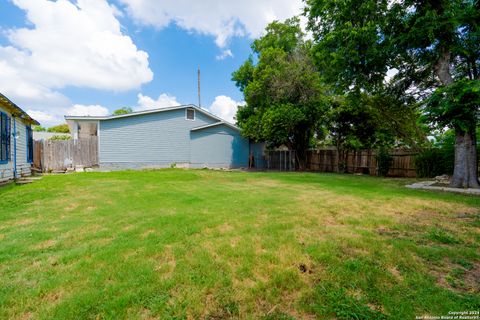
[197,67,201,108]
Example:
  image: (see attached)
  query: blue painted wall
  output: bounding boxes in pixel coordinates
[96,107,250,169]
[0,105,31,181]
[190,124,249,168]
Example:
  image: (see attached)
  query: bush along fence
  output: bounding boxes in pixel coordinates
[33,137,98,172]
[264,148,419,177]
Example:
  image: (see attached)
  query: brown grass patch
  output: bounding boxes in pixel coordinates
[35,239,56,250]
[64,202,79,212]
[155,246,176,279]
[463,262,480,293]
[141,229,155,238]
[139,308,159,320]
[216,223,234,234]
[41,291,63,304]
[388,266,403,282]
[433,259,480,294]
[85,206,97,212]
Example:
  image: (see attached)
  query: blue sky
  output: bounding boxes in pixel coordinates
[0,0,303,126]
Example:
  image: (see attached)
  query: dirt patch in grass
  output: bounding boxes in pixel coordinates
[388,266,404,282]
[67,202,81,211]
[433,259,480,294]
[4,218,36,228]
[216,223,234,234]
[41,291,63,304]
[154,246,176,279]
[141,229,155,238]
[463,262,480,293]
[34,239,56,250]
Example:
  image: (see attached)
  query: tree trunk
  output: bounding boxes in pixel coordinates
[450,127,480,188]
[435,47,479,188]
[296,151,306,171]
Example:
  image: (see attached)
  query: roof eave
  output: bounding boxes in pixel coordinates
[191,121,240,132]
[0,93,40,125]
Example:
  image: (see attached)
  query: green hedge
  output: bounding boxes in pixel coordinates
[414,148,453,178]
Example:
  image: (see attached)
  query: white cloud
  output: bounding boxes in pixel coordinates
[5,0,153,91]
[26,110,59,124]
[136,93,181,111]
[118,0,304,48]
[209,95,244,124]
[67,104,110,116]
[0,0,153,124]
[216,49,234,60]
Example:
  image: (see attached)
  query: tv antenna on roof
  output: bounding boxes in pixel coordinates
[197,67,201,108]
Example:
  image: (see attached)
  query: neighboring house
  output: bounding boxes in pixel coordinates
[0,93,39,182]
[65,105,261,170]
[33,131,71,141]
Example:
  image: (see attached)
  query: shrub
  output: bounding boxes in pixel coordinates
[414,148,451,178]
[376,149,393,177]
[49,135,71,141]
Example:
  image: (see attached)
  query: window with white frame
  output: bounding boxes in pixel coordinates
[186,108,195,120]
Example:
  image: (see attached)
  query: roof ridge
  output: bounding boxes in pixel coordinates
[64,104,234,126]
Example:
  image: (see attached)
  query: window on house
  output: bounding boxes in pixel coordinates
[186,108,195,120]
[26,125,33,163]
[0,112,11,163]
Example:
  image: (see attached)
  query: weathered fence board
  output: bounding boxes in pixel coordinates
[265,149,418,177]
[33,138,98,172]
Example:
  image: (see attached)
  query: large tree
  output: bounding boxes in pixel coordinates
[326,92,424,171]
[232,18,327,169]
[305,0,480,188]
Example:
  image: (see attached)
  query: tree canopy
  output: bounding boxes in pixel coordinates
[112,107,133,116]
[47,123,70,133]
[232,18,327,168]
[305,0,480,187]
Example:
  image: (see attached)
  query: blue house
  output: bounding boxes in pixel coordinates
[65,105,261,170]
[0,93,38,182]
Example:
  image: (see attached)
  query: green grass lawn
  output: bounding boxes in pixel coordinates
[0,170,479,319]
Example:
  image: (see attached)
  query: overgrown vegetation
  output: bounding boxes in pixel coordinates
[232,18,327,169]
[48,135,71,141]
[47,124,70,133]
[34,124,70,133]
[376,149,393,177]
[0,170,478,319]
[414,148,454,178]
[235,0,479,186]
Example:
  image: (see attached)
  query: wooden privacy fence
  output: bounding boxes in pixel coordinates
[265,149,418,177]
[33,137,98,172]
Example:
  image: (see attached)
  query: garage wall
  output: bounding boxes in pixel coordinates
[190,124,249,168]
